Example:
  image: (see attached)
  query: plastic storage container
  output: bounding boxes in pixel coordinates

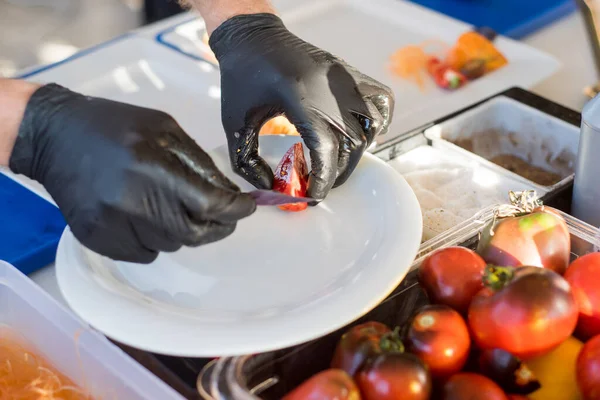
[0,260,185,400]
[374,88,580,242]
[425,96,580,191]
[198,205,600,399]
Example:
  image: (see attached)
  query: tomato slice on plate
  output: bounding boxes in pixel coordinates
[273,142,309,212]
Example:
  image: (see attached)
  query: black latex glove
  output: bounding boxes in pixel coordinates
[10,84,256,264]
[209,13,395,202]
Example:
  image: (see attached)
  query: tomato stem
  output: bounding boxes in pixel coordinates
[379,327,405,354]
[483,265,516,291]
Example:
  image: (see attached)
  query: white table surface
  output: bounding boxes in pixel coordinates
[27,10,598,304]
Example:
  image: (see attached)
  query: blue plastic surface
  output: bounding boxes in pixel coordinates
[0,173,66,274]
[408,0,576,39]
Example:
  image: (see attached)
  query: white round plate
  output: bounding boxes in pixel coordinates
[56,136,422,357]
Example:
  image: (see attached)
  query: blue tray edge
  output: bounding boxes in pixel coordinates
[506,0,577,38]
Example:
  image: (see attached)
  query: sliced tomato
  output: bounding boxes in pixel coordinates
[273,142,309,212]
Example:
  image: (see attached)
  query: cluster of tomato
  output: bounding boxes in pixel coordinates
[283,204,600,400]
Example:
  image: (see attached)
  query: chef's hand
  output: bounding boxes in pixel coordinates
[10,84,256,264]
[209,13,394,202]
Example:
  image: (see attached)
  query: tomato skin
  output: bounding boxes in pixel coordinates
[477,207,570,275]
[283,369,361,400]
[356,353,432,400]
[565,253,600,341]
[468,266,578,359]
[478,349,540,395]
[508,396,530,400]
[418,246,486,314]
[273,142,308,212]
[577,335,600,400]
[331,322,394,376]
[406,305,470,379]
[441,373,508,400]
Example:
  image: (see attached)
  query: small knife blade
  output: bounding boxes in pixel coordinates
[249,190,312,206]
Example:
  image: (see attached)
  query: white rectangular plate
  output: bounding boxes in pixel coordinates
[20,37,227,152]
[154,0,561,141]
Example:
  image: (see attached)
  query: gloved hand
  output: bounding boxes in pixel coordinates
[209,13,395,202]
[10,84,256,264]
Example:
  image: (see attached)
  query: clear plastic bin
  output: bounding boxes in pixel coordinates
[0,260,184,400]
[424,96,580,191]
[373,91,580,243]
[197,205,600,400]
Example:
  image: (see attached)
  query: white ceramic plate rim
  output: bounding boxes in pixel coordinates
[56,150,422,357]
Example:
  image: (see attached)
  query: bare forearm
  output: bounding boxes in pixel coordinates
[180,0,276,34]
[0,79,39,166]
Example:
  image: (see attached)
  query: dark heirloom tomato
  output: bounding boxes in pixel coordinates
[406,305,470,379]
[577,335,600,400]
[418,246,486,314]
[477,206,570,275]
[273,142,309,212]
[508,396,530,400]
[468,266,578,359]
[441,373,508,400]
[478,349,541,394]
[565,253,600,341]
[283,369,361,400]
[356,352,432,400]
[331,322,401,376]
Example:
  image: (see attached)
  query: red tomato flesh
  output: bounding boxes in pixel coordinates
[273,142,308,212]
[418,246,486,314]
[406,305,470,379]
[565,253,600,341]
[576,335,600,400]
[283,369,361,400]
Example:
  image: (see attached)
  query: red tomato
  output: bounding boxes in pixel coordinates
[427,57,467,90]
[477,207,570,275]
[273,142,308,212]
[441,373,508,400]
[565,253,600,341]
[576,335,600,400]
[331,322,401,376]
[283,369,361,400]
[468,266,578,359]
[508,396,530,400]
[406,305,470,378]
[418,246,486,314]
[478,348,540,395]
[356,352,431,400]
